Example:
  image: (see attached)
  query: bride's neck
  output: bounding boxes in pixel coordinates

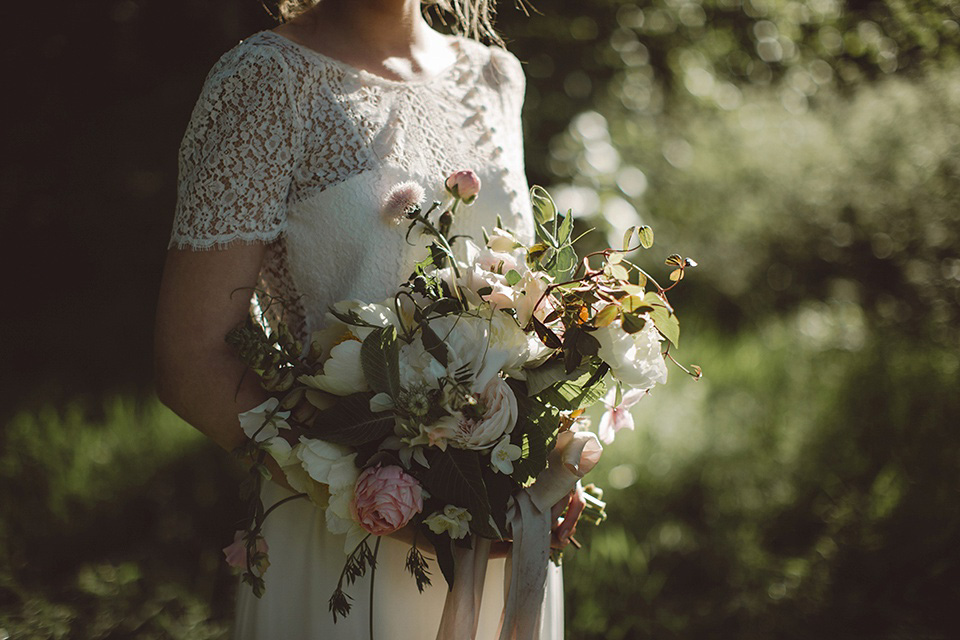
[301,0,435,56]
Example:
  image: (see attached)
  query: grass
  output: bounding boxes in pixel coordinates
[1,315,957,639]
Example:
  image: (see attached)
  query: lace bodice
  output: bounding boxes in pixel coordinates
[171,30,533,339]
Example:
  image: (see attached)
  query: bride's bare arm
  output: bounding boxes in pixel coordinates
[154,244,293,491]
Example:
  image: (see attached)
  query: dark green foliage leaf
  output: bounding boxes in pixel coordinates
[622,313,647,334]
[577,330,601,356]
[536,363,608,412]
[422,528,456,591]
[361,326,400,397]
[524,359,584,395]
[420,323,449,367]
[533,316,562,348]
[481,466,517,538]
[424,448,494,538]
[311,393,396,446]
[510,396,561,484]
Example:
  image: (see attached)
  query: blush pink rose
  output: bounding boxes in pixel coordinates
[445,170,482,203]
[350,465,424,536]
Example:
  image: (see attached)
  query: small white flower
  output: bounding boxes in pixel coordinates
[424,505,473,539]
[490,435,522,474]
[238,397,290,443]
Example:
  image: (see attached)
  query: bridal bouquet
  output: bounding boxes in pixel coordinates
[223,170,699,621]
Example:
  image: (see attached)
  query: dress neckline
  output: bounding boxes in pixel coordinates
[255,30,466,87]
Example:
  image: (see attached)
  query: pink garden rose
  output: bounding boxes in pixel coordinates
[350,465,423,536]
[223,530,269,575]
[445,170,481,203]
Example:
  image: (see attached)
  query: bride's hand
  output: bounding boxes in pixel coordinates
[550,485,586,550]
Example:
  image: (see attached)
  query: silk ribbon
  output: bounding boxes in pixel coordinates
[434,430,603,640]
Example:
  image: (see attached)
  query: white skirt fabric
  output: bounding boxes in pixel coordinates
[234,482,564,640]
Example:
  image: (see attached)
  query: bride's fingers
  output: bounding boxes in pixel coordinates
[550,491,571,522]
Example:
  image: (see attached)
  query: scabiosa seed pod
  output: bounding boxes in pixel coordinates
[382,181,426,224]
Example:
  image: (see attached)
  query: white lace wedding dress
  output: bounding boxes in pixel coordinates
[170,30,563,640]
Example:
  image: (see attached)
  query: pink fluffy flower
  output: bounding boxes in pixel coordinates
[350,465,423,536]
[445,170,482,203]
[382,181,426,224]
[223,530,270,574]
[598,387,649,444]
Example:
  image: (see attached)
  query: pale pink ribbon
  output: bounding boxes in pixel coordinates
[435,431,603,640]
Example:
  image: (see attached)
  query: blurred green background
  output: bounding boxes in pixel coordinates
[2,0,959,638]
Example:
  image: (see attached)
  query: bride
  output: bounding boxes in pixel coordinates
[154,1,584,637]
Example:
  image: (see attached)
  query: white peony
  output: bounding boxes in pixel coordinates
[298,338,368,396]
[238,397,291,443]
[326,484,366,554]
[593,317,668,390]
[297,437,355,485]
[328,300,398,341]
[424,505,472,540]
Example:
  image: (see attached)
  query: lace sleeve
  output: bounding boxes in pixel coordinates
[169,43,302,250]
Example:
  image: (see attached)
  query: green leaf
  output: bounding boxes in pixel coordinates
[523,359,583,396]
[530,185,557,225]
[549,246,578,282]
[606,263,629,281]
[532,316,562,348]
[510,396,560,484]
[482,466,517,538]
[651,306,680,347]
[311,393,396,446]
[557,211,574,245]
[621,226,636,251]
[621,313,647,334]
[593,304,620,328]
[637,225,654,249]
[425,448,495,538]
[505,270,522,287]
[361,326,400,398]
[420,323,449,368]
[422,528,456,591]
[535,362,608,412]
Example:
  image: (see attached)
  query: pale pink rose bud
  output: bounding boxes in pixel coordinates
[350,464,423,536]
[382,181,426,224]
[445,170,481,204]
[223,530,270,575]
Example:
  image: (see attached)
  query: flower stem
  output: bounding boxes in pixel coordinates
[369,536,382,640]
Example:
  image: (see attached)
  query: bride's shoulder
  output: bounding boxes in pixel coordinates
[454,36,526,92]
[203,31,310,86]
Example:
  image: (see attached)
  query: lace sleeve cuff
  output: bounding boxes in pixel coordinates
[169,41,301,250]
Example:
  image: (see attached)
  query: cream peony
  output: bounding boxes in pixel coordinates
[238,397,290,443]
[298,339,368,396]
[297,437,356,487]
[593,316,668,390]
